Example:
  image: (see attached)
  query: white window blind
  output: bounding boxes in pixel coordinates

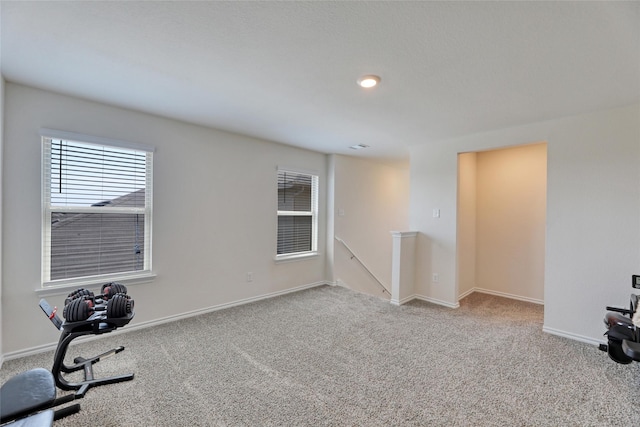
[277,170,318,257]
[42,135,153,285]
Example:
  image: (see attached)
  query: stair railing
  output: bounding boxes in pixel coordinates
[334,236,391,296]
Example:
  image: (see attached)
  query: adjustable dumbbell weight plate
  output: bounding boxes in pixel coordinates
[101,283,128,300]
[64,288,94,306]
[106,294,134,318]
[63,298,94,322]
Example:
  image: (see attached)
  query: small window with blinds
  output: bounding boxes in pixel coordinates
[277,169,318,258]
[42,132,153,286]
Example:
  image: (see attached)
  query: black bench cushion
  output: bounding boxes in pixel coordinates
[0,368,56,422]
[2,410,53,427]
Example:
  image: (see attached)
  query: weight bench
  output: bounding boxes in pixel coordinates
[0,368,80,427]
[3,411,53,427]
[600,275,640,364]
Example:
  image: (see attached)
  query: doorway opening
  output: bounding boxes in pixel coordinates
[457,142,547,306]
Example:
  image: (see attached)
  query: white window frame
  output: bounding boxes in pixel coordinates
[40,129,155,289]
[276,168,319,261]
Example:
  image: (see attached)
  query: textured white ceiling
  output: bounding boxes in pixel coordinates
[2,1,639,161]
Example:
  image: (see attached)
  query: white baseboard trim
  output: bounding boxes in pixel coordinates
[411,294,460,309]
[457,288,475,300]
[462,289,603,346]
[390,294,415,306]
[335,279,348,288]
[542,326,605,347]
[3,281,328,362]
[463,287,544,305]
[2,341,64,362]
[128,281,328,333]
[335,279,390,302]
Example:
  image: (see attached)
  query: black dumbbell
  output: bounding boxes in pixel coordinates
[64,288,95,306]
[63,296,95,322]
[101,283,128,300]
[106,293,134,318]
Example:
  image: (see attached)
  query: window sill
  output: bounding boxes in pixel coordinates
[36,272,156,297]
[274,252,319,264]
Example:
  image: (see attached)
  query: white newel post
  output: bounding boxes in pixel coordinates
[390,231,417,305]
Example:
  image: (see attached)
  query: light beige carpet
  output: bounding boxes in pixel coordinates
[2,285,639,426]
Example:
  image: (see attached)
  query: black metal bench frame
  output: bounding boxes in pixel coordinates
[600,275,640,363]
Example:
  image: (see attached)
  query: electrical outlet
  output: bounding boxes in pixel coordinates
[247,272,253,282]
[432,273,439,283]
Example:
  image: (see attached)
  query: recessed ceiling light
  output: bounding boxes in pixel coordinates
[357,75,381,88]
[349,144,370,150]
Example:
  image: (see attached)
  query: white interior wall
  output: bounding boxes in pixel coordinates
[456,152,476,299]
[2,83,328,356]
[0,76,4,365]
[331,155,410,298]
[475,143,546,302]
[2,81,637,356]
[411,103,640,343]
[410,144,460,307]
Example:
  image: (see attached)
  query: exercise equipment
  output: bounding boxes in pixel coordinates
[62,292,133,322]
[1,283,135,426]
[39,283,135,394]
[2,410,53,427]
[600,275,640,363]
[0,368,80,427]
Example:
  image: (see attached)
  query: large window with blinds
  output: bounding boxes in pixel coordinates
[42,131,153,287]
[277,169,318,258]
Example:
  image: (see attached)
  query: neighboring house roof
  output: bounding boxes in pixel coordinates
[50,189,146,280]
